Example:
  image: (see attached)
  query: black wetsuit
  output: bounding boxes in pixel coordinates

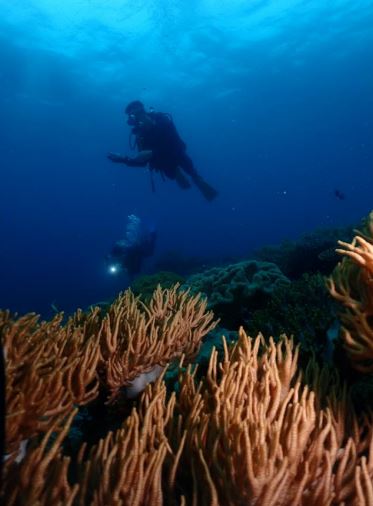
[133,112,199,180]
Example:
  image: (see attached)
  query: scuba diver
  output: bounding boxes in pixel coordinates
[106,214,157,281]
[107,100,218,201]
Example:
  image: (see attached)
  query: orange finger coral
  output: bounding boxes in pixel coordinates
[2,310,100,460]
[165,330,367,505]
[2,328,373,505]
[98,284,217,402]
[2,409,79,506]
[327,211,373,373]
[1,283,216,463]
[75,379,172,506]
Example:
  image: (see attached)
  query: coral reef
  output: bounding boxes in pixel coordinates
[185,259,290,328]
[255,225,354,279]
[3,213,373,505]
[247,273,336,360]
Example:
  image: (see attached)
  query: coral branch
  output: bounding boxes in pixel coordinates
[328,211,373,372]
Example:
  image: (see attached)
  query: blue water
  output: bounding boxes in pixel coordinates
[1,1,372,317]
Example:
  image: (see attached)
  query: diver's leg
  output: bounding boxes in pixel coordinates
[162,161,192,189]
[178,154,199,178]
[174,168,192,189]
[179,155,218,201]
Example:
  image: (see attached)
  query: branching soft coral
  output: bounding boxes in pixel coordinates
[1,283,216,504]
[165,330,373,505]
[328,211,373,373]
[9,331,370,506]
[2,409,79,506]
[0,286,216,458]
[2,310,100,459]
[75,379,172,506]
[1,283,216,464]
[3,284,373,505]
[98,284,217,402]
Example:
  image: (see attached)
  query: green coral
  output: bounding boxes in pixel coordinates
[255,225,354,279]
[247,273,336,359]
[185,260,290,328]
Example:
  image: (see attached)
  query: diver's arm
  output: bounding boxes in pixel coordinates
[128,150,153,165]
[107,150,152,167]
[107,152,128,163]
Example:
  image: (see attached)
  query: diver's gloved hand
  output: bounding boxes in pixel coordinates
[107,152,129,164]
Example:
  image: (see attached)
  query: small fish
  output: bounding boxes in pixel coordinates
[50,302,60,313]
[334,189,346,200]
